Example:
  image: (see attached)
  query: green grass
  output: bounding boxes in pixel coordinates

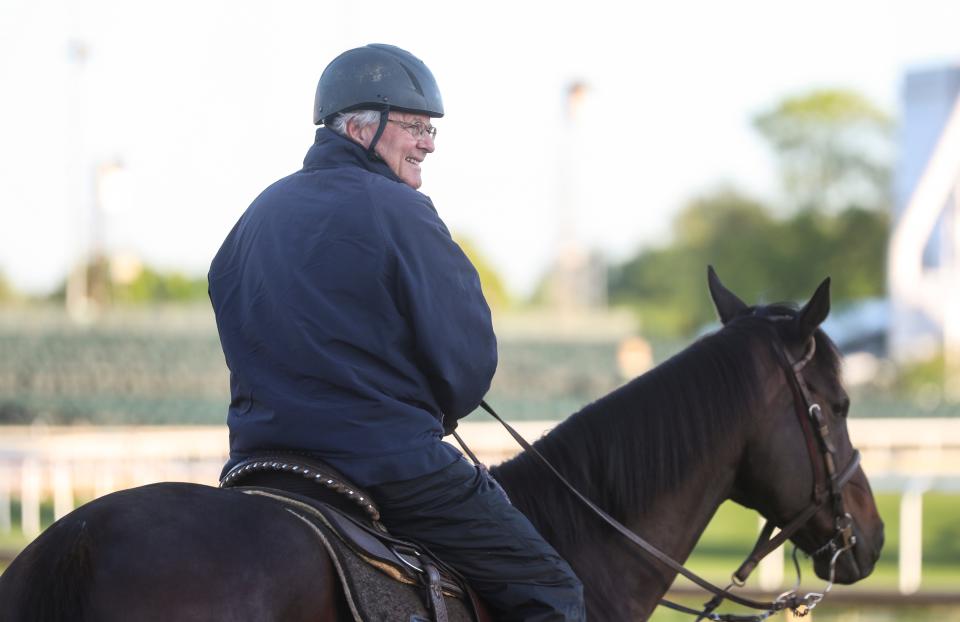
[0,497,85,564]
[650,600,960,622]
[0,530,31,551]
[681,493,960,592]
[653,494,960,620]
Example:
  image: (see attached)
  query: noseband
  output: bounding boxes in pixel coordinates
[470,326,864,621]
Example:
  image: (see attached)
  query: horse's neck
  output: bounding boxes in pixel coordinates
[589,452,738,617]
[620,456,739,613]
[494,419,742,619]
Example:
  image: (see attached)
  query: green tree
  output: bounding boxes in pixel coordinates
[0,269,16,303]
[454,236,511,310]
[754,88,893,212]
[48,261,208,305]
[610,189,778,335]
[609,189,889,337]
[828,206,889,298]
[610,88,892,337]
[112,266,208,303]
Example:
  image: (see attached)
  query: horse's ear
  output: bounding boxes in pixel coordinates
[707,265,748,325]
[797,277,831,341]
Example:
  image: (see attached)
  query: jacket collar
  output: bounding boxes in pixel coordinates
[303,128,402,184]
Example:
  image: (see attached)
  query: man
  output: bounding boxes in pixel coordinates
[208,44,584,620]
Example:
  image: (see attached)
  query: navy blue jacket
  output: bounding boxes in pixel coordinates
[209,128,497,486]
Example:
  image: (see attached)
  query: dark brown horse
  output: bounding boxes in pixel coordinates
[0,271,884,621]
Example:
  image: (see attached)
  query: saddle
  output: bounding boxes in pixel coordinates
[221,454,483,622]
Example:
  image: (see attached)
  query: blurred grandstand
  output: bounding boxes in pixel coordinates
[0,306,226,425]
[2,303,957,426]
[0,306,643,426]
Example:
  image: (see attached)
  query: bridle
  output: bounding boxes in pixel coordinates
[461,325,863,621]
[701,329,863,619]
[735,332,861,580]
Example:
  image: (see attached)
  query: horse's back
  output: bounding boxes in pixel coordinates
[0,482,345,622]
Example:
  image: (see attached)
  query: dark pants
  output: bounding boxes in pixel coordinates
[368,458,585,622]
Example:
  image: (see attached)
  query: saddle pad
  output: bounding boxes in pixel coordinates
[283,503,476,622]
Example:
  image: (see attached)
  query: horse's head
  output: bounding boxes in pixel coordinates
[708,267,884,585]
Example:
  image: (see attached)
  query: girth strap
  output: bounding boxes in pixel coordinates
[424,563,449,622]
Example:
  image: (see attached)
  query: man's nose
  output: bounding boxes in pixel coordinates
[418,133,435,153]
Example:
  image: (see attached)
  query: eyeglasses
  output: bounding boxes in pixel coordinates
[387,119,438,140]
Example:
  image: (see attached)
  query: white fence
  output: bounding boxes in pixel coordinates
[1,419,958,594]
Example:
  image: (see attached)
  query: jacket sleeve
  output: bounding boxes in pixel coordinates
[374,186,498,421]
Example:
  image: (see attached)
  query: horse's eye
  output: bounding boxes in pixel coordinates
[834,398,850,418]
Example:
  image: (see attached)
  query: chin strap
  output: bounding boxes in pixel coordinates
[366,107,390,161]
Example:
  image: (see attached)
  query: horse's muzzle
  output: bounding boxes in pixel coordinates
[814,520,884,584]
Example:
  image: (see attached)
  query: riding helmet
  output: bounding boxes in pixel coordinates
[313,44,445,125]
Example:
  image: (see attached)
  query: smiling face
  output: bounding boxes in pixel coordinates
[350,111,436,189]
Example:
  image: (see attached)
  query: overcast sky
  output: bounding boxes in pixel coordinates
[2,0,959,296]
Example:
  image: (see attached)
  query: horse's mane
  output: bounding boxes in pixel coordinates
[491,303,841,549]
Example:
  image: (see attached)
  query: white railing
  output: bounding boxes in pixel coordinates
[1,419,958,594]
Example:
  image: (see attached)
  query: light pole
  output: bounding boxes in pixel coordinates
[64,39,90,321]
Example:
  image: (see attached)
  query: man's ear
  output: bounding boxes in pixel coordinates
[346,120,372,148]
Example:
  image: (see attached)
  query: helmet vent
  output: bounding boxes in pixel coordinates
[399,64,424,96]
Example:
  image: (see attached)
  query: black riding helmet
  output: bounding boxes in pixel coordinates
[314,44,443,159]
[314,44,444,123]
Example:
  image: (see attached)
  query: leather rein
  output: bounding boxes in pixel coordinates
[459,332,862,621]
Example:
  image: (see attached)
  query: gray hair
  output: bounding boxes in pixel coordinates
[327,109,381,137]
